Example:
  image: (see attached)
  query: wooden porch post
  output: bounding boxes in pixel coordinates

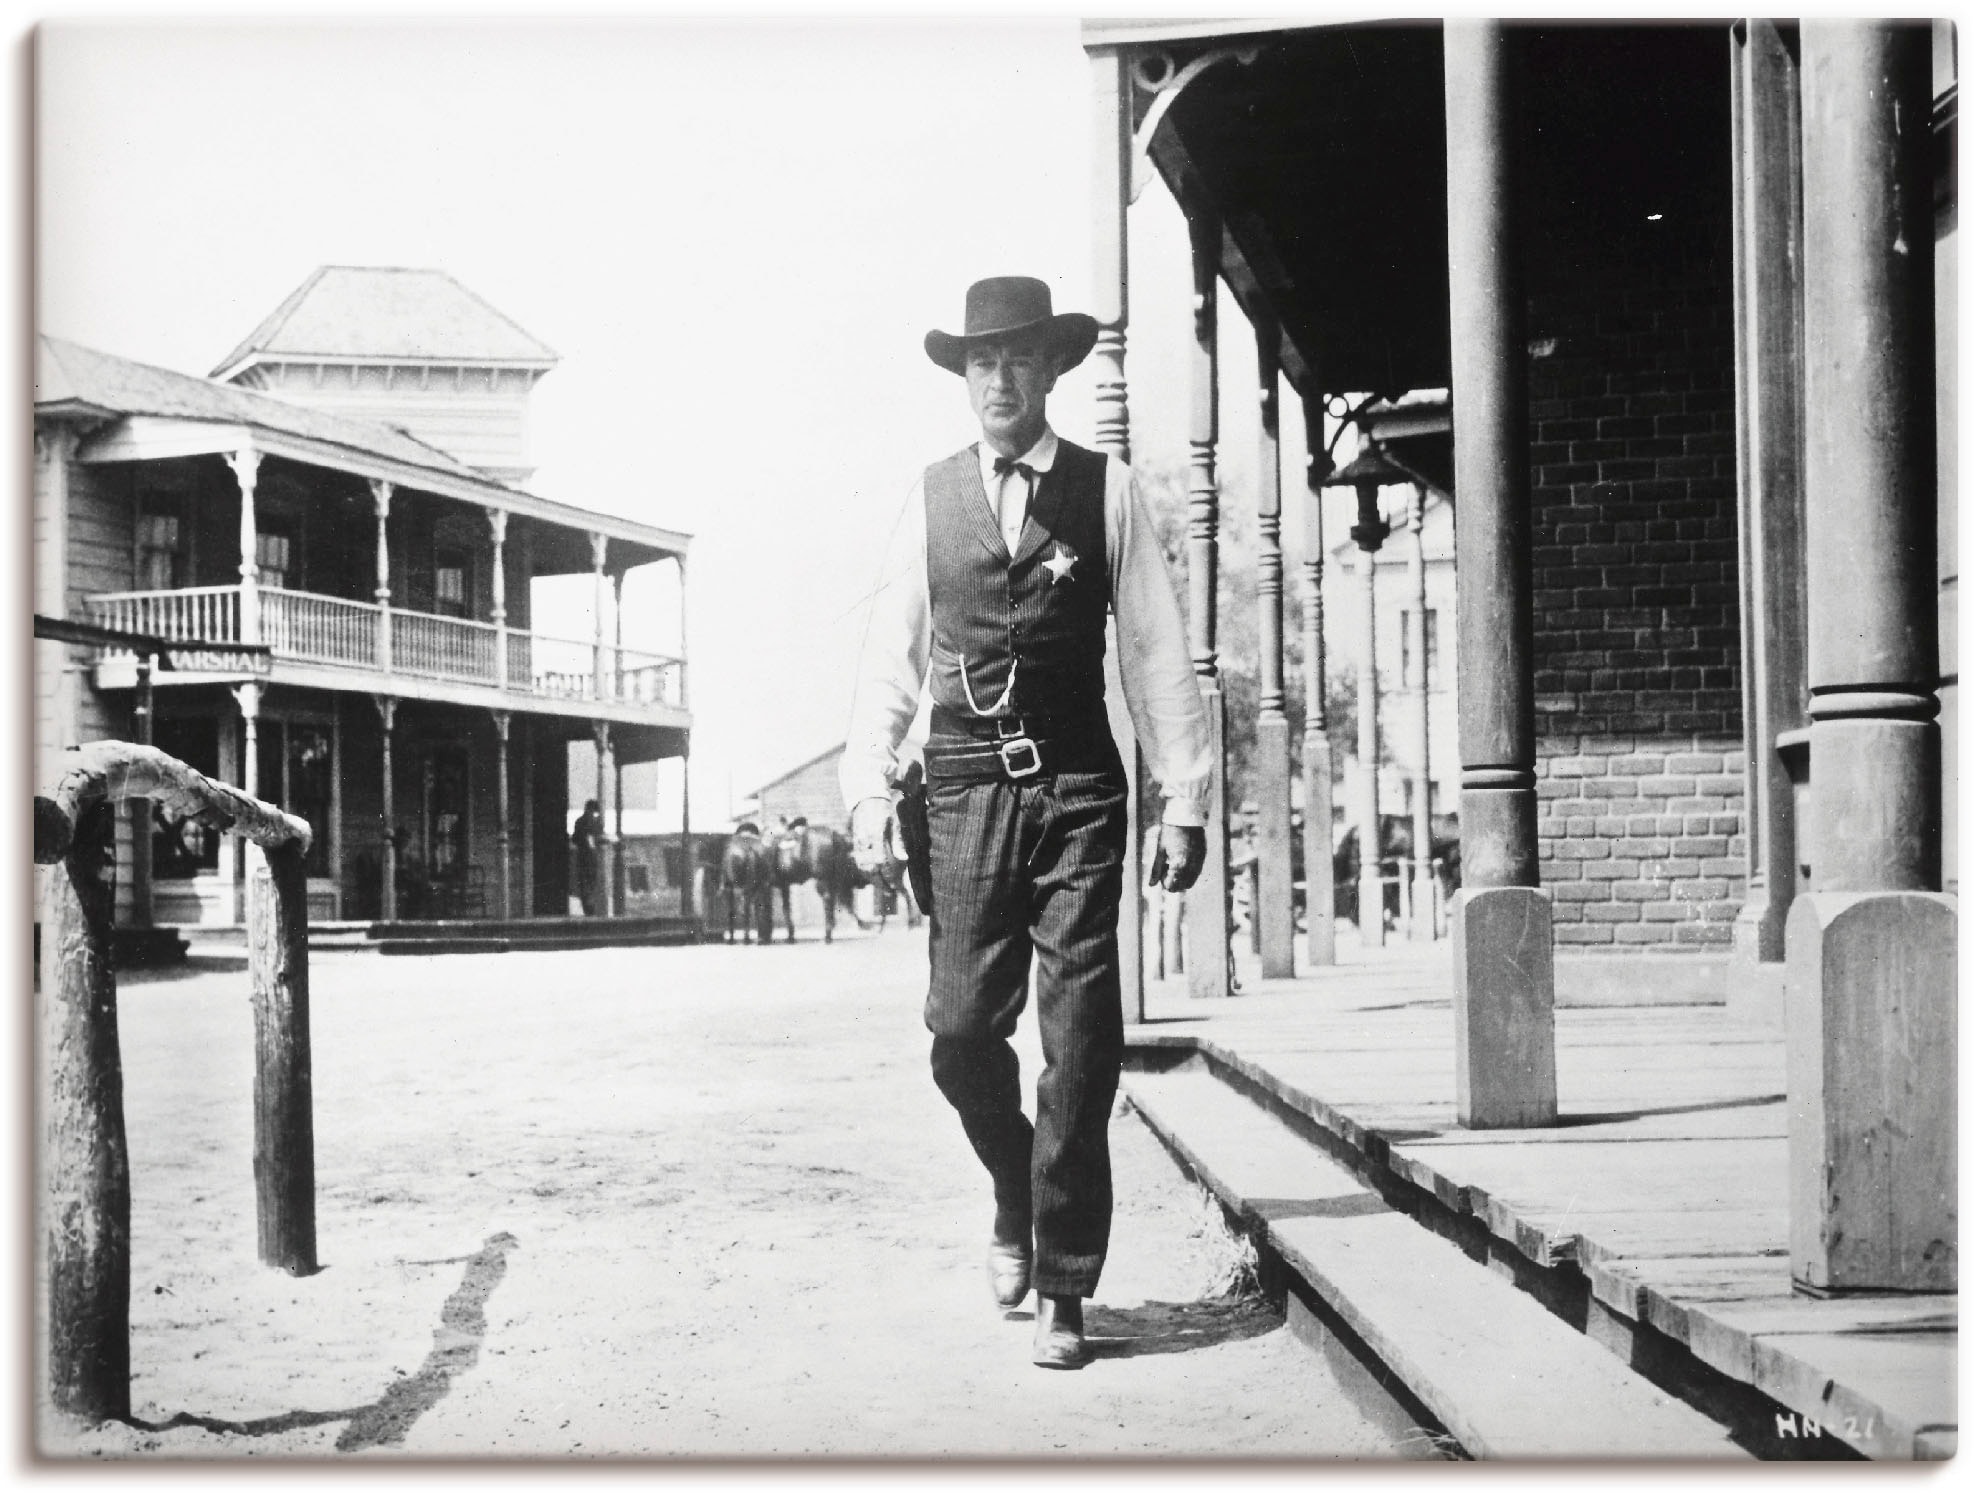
[679,745,693,919]
[1299,394,1338,966]
[1404,484,1437,941]
[1444,17,1558,1128]
[127,656,154,930]
[1092,43,1144,1017]
[492,710,512,919]
[593,720,615,917]
[488,509,509,690]
[590,533,610,702]
[1350,474,1388,950]
[1253,317,1295,978]
[228,446,262,646]
[234,683,261,925]
[1184,209,1233,999]
[1728,19,1808,1008]
[676,554,690,709]
[1788,19,1953,1292]
[371,480,393,673]
[374,696,397,921]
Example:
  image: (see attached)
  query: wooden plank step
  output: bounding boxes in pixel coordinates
[1123,1065,1747,1461]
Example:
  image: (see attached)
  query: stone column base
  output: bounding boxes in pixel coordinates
[1452,885,1558,1128]
[1255,714,1295,979]
[1358,867,1385,948]
[1787,891,1956,1292]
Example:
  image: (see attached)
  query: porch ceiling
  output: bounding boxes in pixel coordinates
[1142,21,1732,399]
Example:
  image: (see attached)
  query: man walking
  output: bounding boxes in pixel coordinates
[845,277,1211,1368]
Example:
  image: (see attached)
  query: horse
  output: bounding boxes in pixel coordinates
[769,819,870,943]
[718,822,776,944]
[1330,812,1462,930]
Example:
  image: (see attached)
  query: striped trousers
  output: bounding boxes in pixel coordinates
[923,752,1128,1299]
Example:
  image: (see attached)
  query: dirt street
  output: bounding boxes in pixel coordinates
[48,924,1439,1460]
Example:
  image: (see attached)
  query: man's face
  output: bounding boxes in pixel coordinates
[965,333,1057,455]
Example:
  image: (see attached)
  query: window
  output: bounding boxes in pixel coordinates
[1399,609,1442,692]
[137,512,184,591]
[434,547,469,618]
[256,527,294,589]
[627,864,652,895]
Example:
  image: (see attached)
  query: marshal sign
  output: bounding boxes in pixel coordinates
[164,645,273,676]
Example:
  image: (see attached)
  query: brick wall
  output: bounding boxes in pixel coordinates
[1527,263,1746,953]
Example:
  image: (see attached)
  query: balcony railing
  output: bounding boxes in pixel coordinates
[83,587,687,711]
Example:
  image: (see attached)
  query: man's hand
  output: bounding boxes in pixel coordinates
[850,796,896,876]
[1148,824,1206,893]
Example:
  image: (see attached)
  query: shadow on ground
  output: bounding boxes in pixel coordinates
[130,1231,518,1451]
[1082,1294,1280,1360]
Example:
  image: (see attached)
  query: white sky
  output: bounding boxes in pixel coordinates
[29,11,1371,832]
[31,14,1230,825]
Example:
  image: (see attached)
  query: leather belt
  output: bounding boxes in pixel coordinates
[924,714,1117,785]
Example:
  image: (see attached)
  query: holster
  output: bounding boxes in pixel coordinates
[894,760,933,915]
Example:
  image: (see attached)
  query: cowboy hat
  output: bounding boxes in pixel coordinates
[924,276,1100,377]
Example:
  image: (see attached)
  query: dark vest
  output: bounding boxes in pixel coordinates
[925,440,1111,723]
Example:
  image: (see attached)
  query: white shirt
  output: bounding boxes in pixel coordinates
[841,427,1212,827]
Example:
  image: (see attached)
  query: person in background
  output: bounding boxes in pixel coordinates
[572,799,604,916]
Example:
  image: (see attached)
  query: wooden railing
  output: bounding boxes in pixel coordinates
[391,608,500,683]
[35,741,316,1423]
[83,587,686,713]
[522,630,600,700]
[85,586,240,645]
[615,646,688,708]
[261,588,375,668]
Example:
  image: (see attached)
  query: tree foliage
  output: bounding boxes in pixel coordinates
[1130,461,1370,830]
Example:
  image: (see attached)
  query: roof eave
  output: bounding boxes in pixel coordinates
[214,349,560,383]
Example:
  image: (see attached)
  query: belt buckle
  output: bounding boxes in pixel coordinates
[998,736,1042,779]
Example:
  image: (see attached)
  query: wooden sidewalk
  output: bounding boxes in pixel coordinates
[1131,941,1956,1460]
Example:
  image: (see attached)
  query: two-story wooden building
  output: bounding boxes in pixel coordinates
[33,267,691,930]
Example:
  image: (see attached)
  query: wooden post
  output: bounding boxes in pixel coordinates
[493,710,512,919]
[679,744,693,919]
[39,800,131,1425]
[228,446,263,646]
[676,554,690,709]
[611,570,627,913]
[36,742,316,1422]
[488,508,509,691]
[234,682,261,927]
[1728,19,1808,1004]
[127,655,154,929]
[1093,44,1144,1021]
[612,567,626,705]
[590,533,610,702]
[1788,19,1952,1292]
[1404,485,1437,941]
[1300,394,1337,966]
[371,480,393,674]
[1253,317,1295,979]
[247,840,316,1274]
[1183,209,1232,999]
[1445,18,1558,1128]
[519,717,536,917]
[375,696,397,922]
[1351,481,1388,950]
[593,720,614,917]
